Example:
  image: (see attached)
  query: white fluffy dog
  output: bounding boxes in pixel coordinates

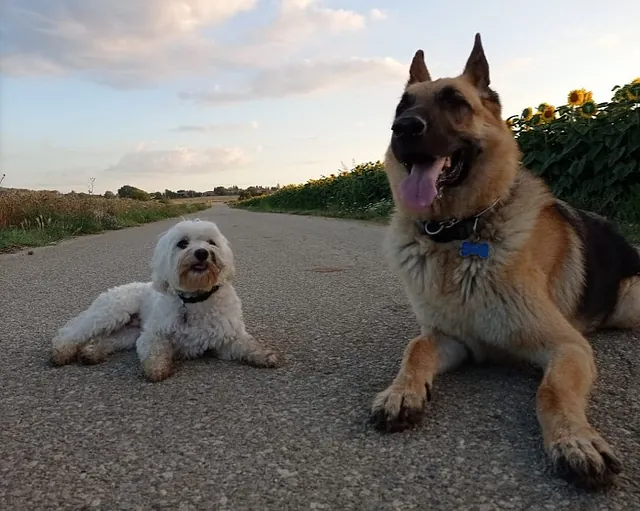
[50,219,281,381]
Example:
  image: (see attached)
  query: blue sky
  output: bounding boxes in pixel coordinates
[0,0,637,194]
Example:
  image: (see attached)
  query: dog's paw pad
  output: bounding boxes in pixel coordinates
[369,385,427,433]
[549,432,622,489]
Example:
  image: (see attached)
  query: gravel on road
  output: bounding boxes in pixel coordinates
[1,204,639,510]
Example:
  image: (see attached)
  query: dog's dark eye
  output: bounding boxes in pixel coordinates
[176,238,189,249]
[207,239,217,246]
[439,86,470,108]
[395,92,415,117]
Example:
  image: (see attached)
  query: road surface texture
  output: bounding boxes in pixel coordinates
[1,204,639,510]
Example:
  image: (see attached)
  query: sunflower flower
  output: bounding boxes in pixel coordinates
[537,103,549,113]
[521,107,533,121]
[567,89,585,107]
[540,104,556,123]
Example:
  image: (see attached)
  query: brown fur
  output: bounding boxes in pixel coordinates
[140,339,174,382]
[372,33,638,489]
[179,259,221,293]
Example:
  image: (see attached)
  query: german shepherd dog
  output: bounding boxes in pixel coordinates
[371,33,640,489]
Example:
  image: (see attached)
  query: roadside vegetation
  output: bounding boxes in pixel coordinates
[0,189,210,253]
[232,78,640,243]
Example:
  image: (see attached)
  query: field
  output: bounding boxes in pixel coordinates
[0,189,211,253]
[170,195,239,205]
[233,78,640,244]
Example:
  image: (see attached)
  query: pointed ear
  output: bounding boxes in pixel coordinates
[407,49,431,85]
[463,33,490,89]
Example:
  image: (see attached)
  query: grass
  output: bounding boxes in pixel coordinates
[233,198,393,223]
[0,189,211,253]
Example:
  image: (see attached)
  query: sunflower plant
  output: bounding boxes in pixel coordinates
[505,77,640,223]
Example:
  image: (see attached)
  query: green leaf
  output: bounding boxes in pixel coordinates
[586,143,603,160]
[608,146,627,167]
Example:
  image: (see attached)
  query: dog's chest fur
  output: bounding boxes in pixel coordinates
[147,288,244,359]
[385,216,540,358]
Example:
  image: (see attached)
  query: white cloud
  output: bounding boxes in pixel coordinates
[0,0,375,89]
[369,9,387,21]
[0,1,260,86]
[105,146,249,175]
[178,57,405,105]
[170,121,259,132]
[259,0,365,45]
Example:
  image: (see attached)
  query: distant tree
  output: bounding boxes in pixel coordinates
[152,191,164,200]
[104,191,116,199]
[117,185,150,201]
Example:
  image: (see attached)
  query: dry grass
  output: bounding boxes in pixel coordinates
[0,189,210,252]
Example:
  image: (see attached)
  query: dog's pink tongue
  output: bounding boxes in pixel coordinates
[399,158,446,210]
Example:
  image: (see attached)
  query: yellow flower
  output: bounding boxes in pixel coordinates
[632,77,640,84]
[537,102,550,113]
[567,89,585,107]
[540,104,556,123]
[579,101,598,119]
[505,118,515,129]
[583,90,593,103]
[521,107,533,121]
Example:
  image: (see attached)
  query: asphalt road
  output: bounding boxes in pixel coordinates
[1,204,639,510]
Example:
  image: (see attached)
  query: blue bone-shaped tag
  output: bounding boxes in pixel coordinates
[459,240,490,259]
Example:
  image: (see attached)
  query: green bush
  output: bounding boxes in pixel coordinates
[236,162,391,219]
[117,185,151,201]
[507,79,640,222]
[235,78,640,224]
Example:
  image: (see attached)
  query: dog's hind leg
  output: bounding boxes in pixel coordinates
[77,323,141,365]
[603,276,640,330]
[50,282,149,367]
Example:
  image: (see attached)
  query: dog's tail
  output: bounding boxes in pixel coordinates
[51,282,150,365]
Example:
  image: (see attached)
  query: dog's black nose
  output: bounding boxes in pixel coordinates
[194,248,209,261]
[391,116,426,137]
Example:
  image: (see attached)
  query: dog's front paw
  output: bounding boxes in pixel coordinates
[244,348,282,368]
[141,356,174,382]
[50,342,79,367]
[369,383,430,433]
[548,430,622,489]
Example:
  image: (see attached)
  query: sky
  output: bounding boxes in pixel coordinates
[0,0,638,195]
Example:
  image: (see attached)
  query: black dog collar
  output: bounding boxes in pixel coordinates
[177,285,221,304]
[420,197,500,243]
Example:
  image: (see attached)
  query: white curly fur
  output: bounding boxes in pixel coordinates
[50,219,281,381]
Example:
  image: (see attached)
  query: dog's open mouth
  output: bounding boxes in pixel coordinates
[190,262,208,273]
[399,147,470,210]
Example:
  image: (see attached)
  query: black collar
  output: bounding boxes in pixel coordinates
[177,285,221,304]
[419,198,500,243]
